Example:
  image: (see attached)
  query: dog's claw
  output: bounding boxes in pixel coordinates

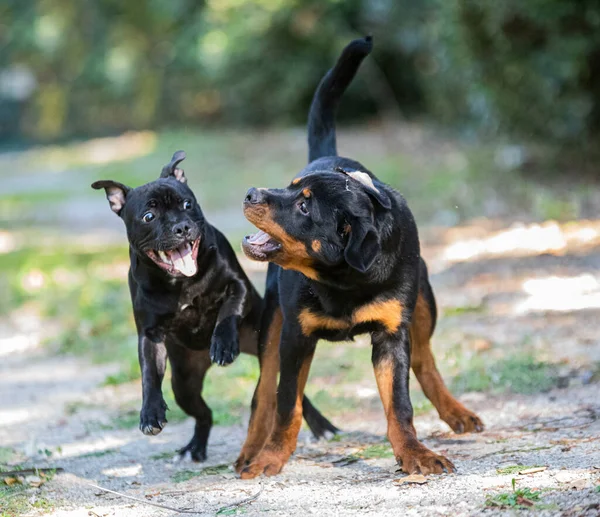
[139,399,168,436]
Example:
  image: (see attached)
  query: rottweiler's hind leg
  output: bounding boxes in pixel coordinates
[410,270,484,434]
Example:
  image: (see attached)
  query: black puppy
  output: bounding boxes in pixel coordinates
[236,37,483,478]
[92,152,336,461]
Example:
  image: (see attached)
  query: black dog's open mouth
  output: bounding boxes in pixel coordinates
[242,230,282,261]
[146,239,200,277]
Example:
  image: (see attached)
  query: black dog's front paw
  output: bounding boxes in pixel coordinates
[140,399,168,436]
[210,318,240,366]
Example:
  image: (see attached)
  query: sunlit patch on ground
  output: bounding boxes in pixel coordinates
[0,131,157,172]
[442,220,600,263]
[516,274,600,314]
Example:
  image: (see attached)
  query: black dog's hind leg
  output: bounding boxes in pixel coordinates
[138,335,169,435]
[210,279,248,366]
[167,344,213,462]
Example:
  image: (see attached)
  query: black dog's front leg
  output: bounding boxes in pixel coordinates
[210,279,248,366]
[138,334,169,435]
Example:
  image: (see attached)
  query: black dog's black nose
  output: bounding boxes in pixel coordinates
[244,187,264,205]
[173,222,191,237]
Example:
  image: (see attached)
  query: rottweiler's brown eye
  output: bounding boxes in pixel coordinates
[298,201,309,215]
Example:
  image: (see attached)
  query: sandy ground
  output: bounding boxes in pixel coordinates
[2,220,600,516]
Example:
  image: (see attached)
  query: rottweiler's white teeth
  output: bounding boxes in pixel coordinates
[158,250,169,263]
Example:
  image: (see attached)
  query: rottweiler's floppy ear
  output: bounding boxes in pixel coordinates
[336,168,391,209]
[160,150,187,184]
[344,220,380,273]
[91,180,131,216]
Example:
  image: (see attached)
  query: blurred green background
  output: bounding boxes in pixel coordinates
[1,0,600,444]
[3,0,600,148]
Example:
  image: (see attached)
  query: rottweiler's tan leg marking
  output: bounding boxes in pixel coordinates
[374,355,455,474]
[234,308,282,472]
[240,351,314,479]
[410,294,483,433]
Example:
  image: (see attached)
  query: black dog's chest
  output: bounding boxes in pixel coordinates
[167,289,223,349]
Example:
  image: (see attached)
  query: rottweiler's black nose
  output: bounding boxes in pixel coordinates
[173,222,191,237]
[244,188,264,205]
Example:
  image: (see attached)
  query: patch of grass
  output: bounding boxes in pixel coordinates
[452,353,559,395]
[78,449,117,459]
[357,444,395,460]
[150,451,176,461]
[0,470,56,517]
[0,448,17,465]
[171,464,229,483]
[103,355,141,386]
[172,470,200,483]
[486,479,543,510]
[496,465,544,475]
[413,398,434,416]
[595,485,600,493]
[110,410,140,430]
[443,304,485,317]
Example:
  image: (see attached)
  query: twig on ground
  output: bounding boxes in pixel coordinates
[86,482,204,514]
[215,483,263,514]
[1,467,64,477]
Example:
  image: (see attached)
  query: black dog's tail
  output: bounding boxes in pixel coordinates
[307,36,373,163]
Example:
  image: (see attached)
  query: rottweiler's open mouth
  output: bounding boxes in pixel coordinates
[146,238,200,277]
[242,230,282,261]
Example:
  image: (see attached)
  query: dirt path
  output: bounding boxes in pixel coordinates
[2,220,600,516]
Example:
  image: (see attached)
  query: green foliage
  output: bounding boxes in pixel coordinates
[486,478,542,509]
[496,465,544,475]
[172,464,229,483]
[428,0,600,143]
[452,353,560,395]
[1,0,430,141]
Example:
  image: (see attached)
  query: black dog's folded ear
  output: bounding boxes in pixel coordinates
[344,220,380,273]
[160,150,187,183]
[335,167,391,209]
[91,180,131,216]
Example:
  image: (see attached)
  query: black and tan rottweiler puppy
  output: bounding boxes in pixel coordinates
[92,152,336,462]
[235,37,483,478]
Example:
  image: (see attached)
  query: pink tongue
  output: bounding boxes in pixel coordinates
[247,230,272,245]
[170,244,197,277]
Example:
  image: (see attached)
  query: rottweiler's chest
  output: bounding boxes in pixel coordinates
[298,298,403,340]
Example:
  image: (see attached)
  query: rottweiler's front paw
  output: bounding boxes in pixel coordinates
[397,443,455,475]
[210,319,240,366]
[239,448,289,479]
[139,399,168,436]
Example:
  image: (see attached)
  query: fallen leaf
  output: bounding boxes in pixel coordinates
[570,479,589,490]
[519,467,547,475]
[394,474,428,485]
[25,475,43,487]
[4,476,19,486]
[516,496,535,507]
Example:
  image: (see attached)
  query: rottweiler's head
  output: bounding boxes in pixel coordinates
[242,161,392,281]
[92,151,205,278]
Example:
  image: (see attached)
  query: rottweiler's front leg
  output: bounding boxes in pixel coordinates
[210,279,248,366]
[372,327,455,475]
[239,329,317,479]
[138,334,168,435]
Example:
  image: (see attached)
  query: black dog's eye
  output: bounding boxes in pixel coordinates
[183,200,192,210]
[142,212,155,223]
[298,201,309,215]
